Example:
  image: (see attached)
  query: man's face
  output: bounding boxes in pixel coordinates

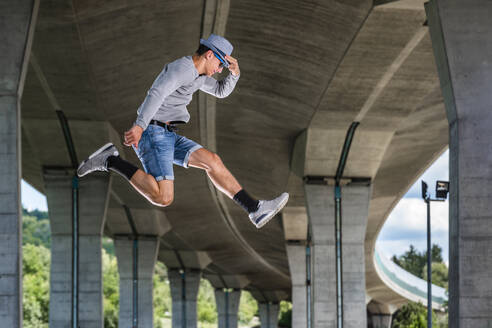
[206,50,225,76]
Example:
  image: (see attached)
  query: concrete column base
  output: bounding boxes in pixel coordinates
[168,269,201,328]
[258,302,279,328]
[0,0,38,327]
[371,314,392,328]
[426,1,492,326]
[305,183,370,328]
[44,173,110,328]
[214,289,241,328]
[286,245,307,328]
[115,237,160,328]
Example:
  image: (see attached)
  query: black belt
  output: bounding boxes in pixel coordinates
[150,120,181,132]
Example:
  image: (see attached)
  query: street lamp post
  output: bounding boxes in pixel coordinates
[421,180,449,328]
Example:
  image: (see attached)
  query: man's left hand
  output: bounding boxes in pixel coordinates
[226,55,240,76]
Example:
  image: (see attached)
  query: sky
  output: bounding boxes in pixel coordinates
[21,149,450,263]
[376,149,449,264]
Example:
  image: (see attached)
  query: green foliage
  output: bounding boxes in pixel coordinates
[238,290,258,325]
[102,237,115,256]
[392,244,445,279]
[102,248,119,328]
[197,280,217,323]
[278,301,292,327]
[392,302,427,328]
[153,262,171,328]
[422,262,449,290]
[23,244,50,328]
[23,215,51,248]
[392,302,447,328]
[23,208,49,221]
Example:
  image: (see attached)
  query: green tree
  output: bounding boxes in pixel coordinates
[102,249,119,328]
[392,302,427,328]
[238,291,258,325]
[392,244,444,279]
[422,262,449,290]
[153,262,171,328]
[197,280,217,324]
[23,215,51,248]
[23,244,50,328]
[278,301,292,327]
[392,302,446,328]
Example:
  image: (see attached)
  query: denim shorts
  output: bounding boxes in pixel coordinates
[133,124,202,181]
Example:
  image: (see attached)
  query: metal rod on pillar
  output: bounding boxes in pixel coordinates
[71,176,79,328]
[56,110,80,328]
[133,239,139,328]
[123,205,139,328]
[334,185,343,328]
[225,289,229,328]
[182,271,187,328]
[426,198,432,328]
[333,121,359,328]
[306,243,311,328]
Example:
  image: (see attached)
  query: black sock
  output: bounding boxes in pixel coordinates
[107,156,139,181]
[233,189,259,213]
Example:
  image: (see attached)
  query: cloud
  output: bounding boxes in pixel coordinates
[404,149,449,198]
[377,197,449,263]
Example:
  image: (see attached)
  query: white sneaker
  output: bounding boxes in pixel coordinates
[77,143,119,177]
[249,192,289,229]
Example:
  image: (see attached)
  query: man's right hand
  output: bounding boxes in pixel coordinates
[124,125,144,149]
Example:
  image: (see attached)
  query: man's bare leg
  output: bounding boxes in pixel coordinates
[188,148,241,198]
[129,170,174,207]
[188,147,289,228]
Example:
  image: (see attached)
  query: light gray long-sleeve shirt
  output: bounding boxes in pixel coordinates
[135,56,240,130]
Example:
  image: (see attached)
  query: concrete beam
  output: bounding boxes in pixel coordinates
[282,206,308,241]
[426,1,492,326]
[158,250,212,270]
[204,274,250,289]
[0,1,38,327]
[305,183,371,328]
[114,236,159,328]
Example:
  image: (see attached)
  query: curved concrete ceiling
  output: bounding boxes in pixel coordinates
[20,0,448,302]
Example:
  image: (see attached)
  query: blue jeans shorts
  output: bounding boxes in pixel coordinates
[133,124,203,181]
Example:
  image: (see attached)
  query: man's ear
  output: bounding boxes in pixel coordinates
[205,50,214,60]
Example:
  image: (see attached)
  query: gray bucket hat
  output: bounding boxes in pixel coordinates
[200,34,233,68]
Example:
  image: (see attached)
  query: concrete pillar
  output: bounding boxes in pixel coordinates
[425,1,492,327]
[214,289,241,328]
[286,245,307,328]
[0,1,38,327]
[44,172,111,328]
[168,269,201,328]
[258,302,280,328]
[304,183,370,328]
[114,237,159,328]
[371,314,392,328]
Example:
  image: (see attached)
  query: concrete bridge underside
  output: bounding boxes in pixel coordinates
[2,0,492,327]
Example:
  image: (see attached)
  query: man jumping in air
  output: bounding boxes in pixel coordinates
[77,34,288,228]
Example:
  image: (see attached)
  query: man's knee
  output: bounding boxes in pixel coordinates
[209,152,224,171]
[154,193,173,207]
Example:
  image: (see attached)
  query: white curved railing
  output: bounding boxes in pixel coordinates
[374,246,447,310]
